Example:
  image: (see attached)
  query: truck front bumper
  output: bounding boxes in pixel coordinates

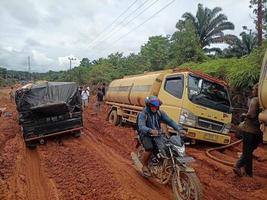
[185,127,231,144]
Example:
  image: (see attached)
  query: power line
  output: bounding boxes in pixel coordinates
[88,0,139,47]
[91,0,160,48]
[89,0,151,48]
[113,0,176,44]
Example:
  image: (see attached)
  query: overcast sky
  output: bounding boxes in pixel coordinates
[0,0,255,72]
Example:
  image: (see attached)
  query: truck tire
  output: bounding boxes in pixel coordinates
[73,130,81,138]
[109,110,120,126]
[26,141,37,150]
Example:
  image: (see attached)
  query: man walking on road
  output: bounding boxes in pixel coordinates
[95,87,104,113]
[9,86,15,102]
[81,88,90,109]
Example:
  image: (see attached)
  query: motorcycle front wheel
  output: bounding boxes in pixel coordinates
[171,172,203,200]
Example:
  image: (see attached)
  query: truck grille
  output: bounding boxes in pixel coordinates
[197,117,224,132]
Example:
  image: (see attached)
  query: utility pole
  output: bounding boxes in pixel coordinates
[28,56,31,81]
[257,0,263,46]
[68,57,76,70]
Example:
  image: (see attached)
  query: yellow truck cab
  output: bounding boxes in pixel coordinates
[259,51,267,143]
[106,69,232,145]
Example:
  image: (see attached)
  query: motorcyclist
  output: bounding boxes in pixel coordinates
[137,95,186,176]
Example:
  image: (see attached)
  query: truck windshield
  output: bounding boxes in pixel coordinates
[188,74,231,113]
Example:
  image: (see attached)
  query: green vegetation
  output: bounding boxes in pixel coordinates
[180,42,267,88]
[181,3,236,53]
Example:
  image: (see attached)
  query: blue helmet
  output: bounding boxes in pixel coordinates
[145,95,160,107]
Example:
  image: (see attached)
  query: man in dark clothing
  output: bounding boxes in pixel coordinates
[101,83,106,96]
[233,83,263,177]
[95,87,104,113]
[137,95,186,176]
[78,86,83,95]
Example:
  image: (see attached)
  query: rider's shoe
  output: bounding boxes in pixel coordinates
[233,166,246,177]
[142,166,151,177]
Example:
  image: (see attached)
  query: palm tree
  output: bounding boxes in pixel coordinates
[222,29,257,58]
[181,4,235,53]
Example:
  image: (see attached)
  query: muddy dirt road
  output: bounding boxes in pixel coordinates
[0,88,267,200]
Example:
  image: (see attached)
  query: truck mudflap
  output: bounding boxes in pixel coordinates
[185,127,231,144]
[24,127,83,142]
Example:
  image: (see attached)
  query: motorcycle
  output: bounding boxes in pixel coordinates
[131,132,203,200]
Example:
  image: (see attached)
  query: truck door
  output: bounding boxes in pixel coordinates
[158,74,184,122]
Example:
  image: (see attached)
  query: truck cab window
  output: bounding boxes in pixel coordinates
[188,74,231,113]
[164,76,184,98]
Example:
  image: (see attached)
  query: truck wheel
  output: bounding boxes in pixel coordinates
[109,110,120,126]
[73,130,81,138]
[26,141,37,150]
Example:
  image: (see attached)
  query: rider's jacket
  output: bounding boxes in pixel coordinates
[137,106,183,136]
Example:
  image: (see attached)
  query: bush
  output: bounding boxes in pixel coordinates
[179,42,267,88]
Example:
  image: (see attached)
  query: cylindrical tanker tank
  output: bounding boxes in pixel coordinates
[259,50,267,143]
[106,72,166,106]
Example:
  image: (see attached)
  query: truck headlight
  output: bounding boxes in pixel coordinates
[179,108,196,127]
[222,124,231,134]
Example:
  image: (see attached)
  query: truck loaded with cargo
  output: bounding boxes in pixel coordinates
[15,82,83,149]
[259,50,267,143]
[105,69,232,145]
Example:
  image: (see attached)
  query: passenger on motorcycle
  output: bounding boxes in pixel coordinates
[137,95,186,176]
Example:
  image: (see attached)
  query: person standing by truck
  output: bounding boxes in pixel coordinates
[9,86,15,102]
[95,87,104,113]
[137,95,186,176]
[81,88,89,109]
[86,86,90,103]
[233,83,263,177]
[101,83,106,97]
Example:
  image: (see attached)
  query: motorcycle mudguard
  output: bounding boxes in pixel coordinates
[183,166,195,173]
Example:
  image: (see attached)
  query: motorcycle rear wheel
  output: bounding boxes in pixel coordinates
[172,172,203,200]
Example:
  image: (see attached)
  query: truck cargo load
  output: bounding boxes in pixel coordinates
[15,82,83,148]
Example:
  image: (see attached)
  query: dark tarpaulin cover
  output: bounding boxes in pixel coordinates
[15,82,81,115]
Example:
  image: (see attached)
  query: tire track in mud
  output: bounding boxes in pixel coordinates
[6,132,60,200]
[23,149,59,200]
[80,127,173,200]
[38,137,124,200]
[0,88,59,200]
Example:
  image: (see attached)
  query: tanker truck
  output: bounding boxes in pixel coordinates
[259,51,267,143]
[105,69,232,145]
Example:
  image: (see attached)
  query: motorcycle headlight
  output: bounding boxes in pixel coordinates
[222,123,231,134]
[173,145,185,157]
[179,108,196,127]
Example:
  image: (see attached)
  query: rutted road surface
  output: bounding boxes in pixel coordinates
[0,88,267,200]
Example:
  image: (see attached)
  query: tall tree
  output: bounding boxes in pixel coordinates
[222,29,257,58]
[0,67,7,79]
[182,3,235,52]
[107,52,124,68]
[249,0,266,46]
[169,20,206,65]
[79,58,91,67]
[140,35,170,71]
